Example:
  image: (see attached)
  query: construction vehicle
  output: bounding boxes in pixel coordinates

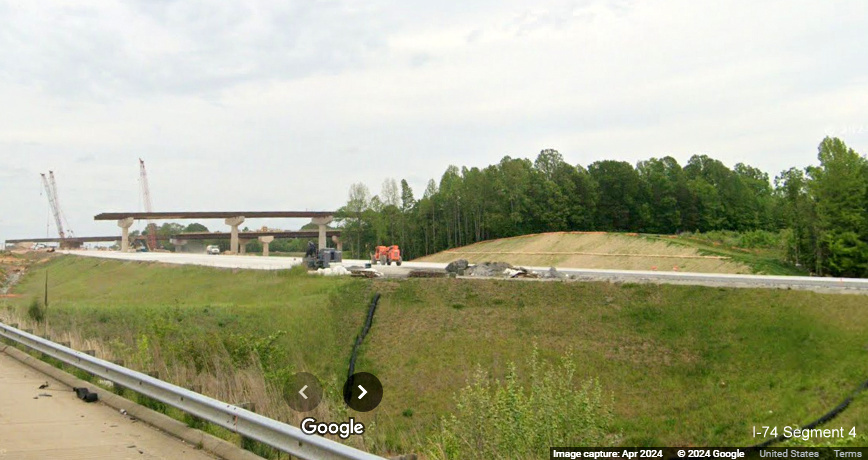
[303,241,343,269]
[372,245,401,266]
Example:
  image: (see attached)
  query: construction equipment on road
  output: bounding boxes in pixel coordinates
[303,241,343,269]
[372,245,402,266]
[138,158,159,251]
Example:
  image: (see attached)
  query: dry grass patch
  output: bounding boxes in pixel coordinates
[416,232,751,273]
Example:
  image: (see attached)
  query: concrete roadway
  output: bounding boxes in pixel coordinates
[0,348,216,460]
[62,250,868,293]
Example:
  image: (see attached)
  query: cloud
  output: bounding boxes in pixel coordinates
[1,0,867,241]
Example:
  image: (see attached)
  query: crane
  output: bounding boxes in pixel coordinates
[139,158,159,251]
[49,171,74,238]
[40,171,74,246]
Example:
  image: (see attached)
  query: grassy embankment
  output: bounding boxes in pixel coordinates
[2,255,866,455]
[0,254,373,454]
[415,231,807,275]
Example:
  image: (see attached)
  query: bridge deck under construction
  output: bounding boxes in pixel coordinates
[94,211,335,220]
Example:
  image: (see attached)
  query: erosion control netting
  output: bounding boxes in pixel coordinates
[749,377,868,448]
[346,293,381,381]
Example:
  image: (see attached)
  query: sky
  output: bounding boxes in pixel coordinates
[1,0,867,241]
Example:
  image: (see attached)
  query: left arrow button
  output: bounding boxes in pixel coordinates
[285,372,322,412]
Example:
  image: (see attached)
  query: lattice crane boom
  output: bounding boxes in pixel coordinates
[40,173,66,240]
[139,158,158,250]
[48,171,74,237]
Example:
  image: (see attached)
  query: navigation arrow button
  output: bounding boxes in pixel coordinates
[343,372,382,412]
[285,372,322,412]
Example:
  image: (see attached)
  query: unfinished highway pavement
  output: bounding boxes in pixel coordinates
[61,250,868,294]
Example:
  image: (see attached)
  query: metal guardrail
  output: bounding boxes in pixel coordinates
[0,322,384,460]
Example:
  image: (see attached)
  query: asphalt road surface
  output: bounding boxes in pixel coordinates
[62,250,868,294]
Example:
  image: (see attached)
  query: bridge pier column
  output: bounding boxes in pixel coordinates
[224,216,245,254]
[170,238,188,253]
[310,217,333,250]
[331,235,342,252]
[239,239,250,255]
[118,217,134,252]
[258,236,274,257]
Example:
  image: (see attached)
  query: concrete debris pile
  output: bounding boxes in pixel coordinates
[505,267,540,278]
[538,267,570,279]
[466,261,513,277]
[315,265,351,276]
[445,259,572,280]
[445,259,470,274]
[350,268,384,278]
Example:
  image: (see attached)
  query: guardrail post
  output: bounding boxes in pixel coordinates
[237,402,265,455]
[111,360,126,395]
[184,385,205,429]
[139,371,167,412]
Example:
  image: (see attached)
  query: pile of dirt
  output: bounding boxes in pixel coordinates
[0,254,28,295]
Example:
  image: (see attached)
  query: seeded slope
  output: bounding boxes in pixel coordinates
[415,232,751,273]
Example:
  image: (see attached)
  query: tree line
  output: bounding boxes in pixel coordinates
[336,137,868,278]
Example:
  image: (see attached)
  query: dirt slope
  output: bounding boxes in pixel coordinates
[414,232,751,273]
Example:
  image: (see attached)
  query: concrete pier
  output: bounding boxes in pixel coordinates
[117,217,134,252]
[310,216,333,250]
[259,235,274,256]
[224,216,245,254]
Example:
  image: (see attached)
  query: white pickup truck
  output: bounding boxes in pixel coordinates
[206,245,220,255]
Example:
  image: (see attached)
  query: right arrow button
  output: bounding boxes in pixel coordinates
[343,372,382,412]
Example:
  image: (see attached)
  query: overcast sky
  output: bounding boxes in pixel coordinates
[1,0,867,241]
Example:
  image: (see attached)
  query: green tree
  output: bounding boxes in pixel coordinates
[336,183,371,258]
[183,223,209,233]
[637,157,684,233]
[807,137,868,276]
[588,160,644,231]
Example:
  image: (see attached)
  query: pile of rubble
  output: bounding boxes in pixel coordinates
[444,259,571,279]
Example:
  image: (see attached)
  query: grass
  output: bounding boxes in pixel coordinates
[651,232,809,276]
[1,255,374,454]
[363,278,867,449]
[2,255,865,456]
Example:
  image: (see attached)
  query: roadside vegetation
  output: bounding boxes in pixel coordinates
[2,256,866,456]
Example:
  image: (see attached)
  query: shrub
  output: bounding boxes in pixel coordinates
[428,347,615,459]
[27,298,45,323]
